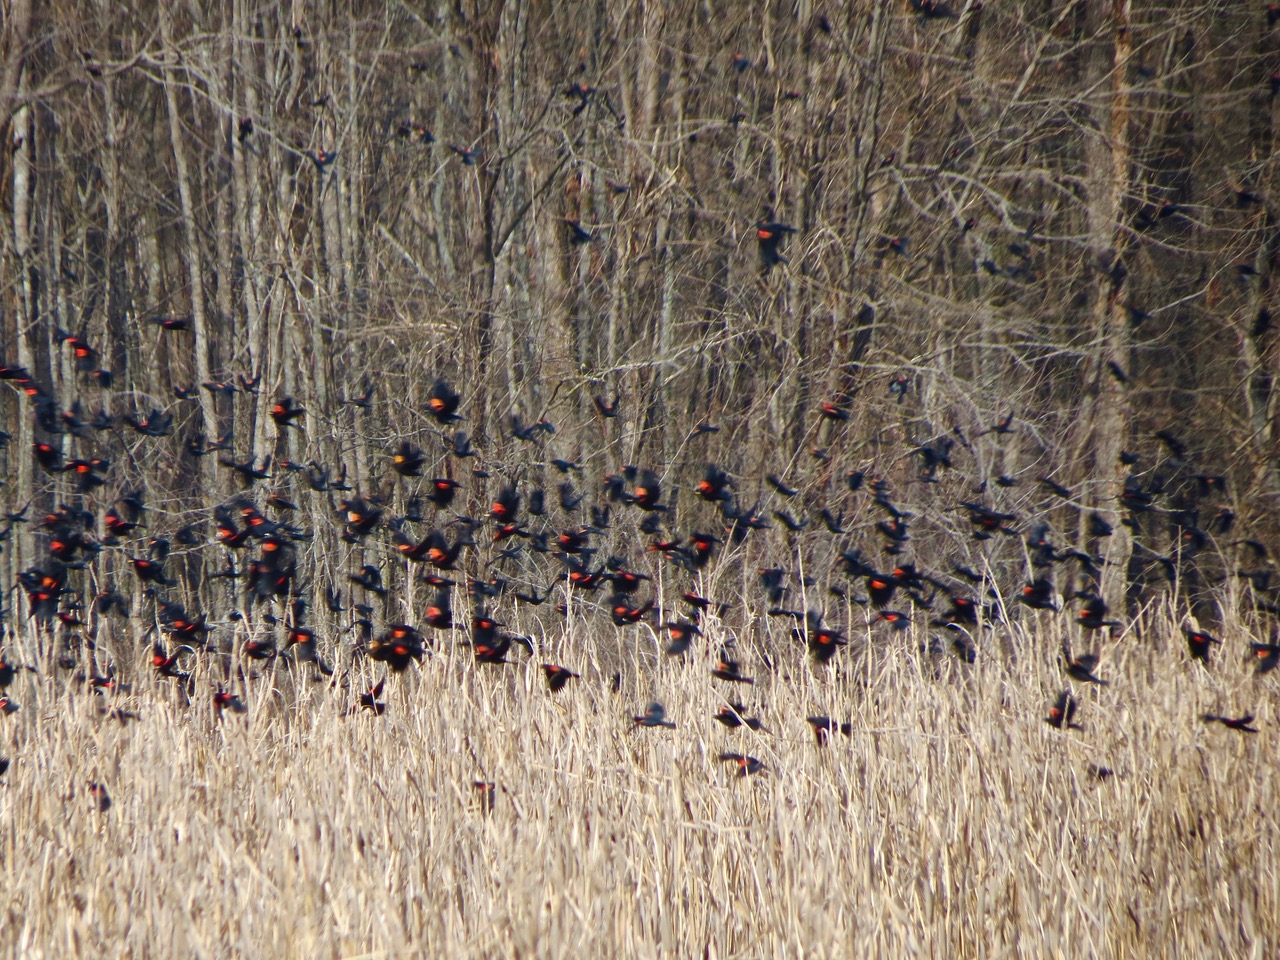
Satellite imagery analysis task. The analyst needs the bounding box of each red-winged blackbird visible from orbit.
[606,568,650,595]
[556,527,590,553]
[213,688,246,714]
[628,470,664,511]
[426,379,462,424]
[243,636,276,660]
[819,506,849,537]
[151,643,190,680]
[510,413,554,442]
[161,606,212,645]
[1061,646,1108,685]
[88,589,126,622]
[349,564,388,596]
[1039,477,1071,499]
[697,464,733,502]
[449,144,482,165]
[561,554,607,590]
[888,375,910,403]
[34,442,64,473]
[473,630,515,664]
[689,533,719,569]
[1019,579,1058,611]
[819,401,850,421]
[64,459,110,493]
[718,752,765,776]
[1185,629,1221,664]
[1045,691,1081,730]
[368,625,425,672]
[1078,597,1121,631]
[0,654,29,689]
[1251,642,1279,675]
[756,221,796,270]
[100,706,140,725]
[101,506,139,538]
[609,595,653,626]
[150,315,191,331]
[338,497,382,539]
[421,590,453,629]
[665,620,700,655]
[448,431,475,458]
[593,394,620,418]
[307,148,337,172]
[564,82,595,114]
[129,557,175,586]
[884,235,909,257]
[397,122,434,144]
[877,610,911,631]
[1087,513,1114,538]
[866,573,897,607]
[472,780,496,813]
[1201,713,1258,733]
[808,621,847,662]
[57,330,99,370]
[633,702,675,728]
[221,455,272,486]
[961,502,1016,538]
[564,219,592,244]
[425,478,461,508]
[759,568,787,605]
[344,382,375,409]
[542,664,579,692]
[422,529,469,570]
[807,716,852,745]
[390,441,426,476]
[490,485,520,522]
[269,396,305,429]
[714,703,765,731]
[712,651,754,685]
[766,474,798,497]
[87,782,112,812]
[935,594,978,627]
[354,679,386,715]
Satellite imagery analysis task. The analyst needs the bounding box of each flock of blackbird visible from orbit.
[4,1,1280,798]
[0,275,1275,794]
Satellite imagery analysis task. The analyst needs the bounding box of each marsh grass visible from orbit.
[0,609,1274,959]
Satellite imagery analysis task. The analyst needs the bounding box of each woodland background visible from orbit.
[3,0,1280,623]
[1,1,1279,608]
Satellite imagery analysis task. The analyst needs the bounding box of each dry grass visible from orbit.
[0,615,1275,959]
